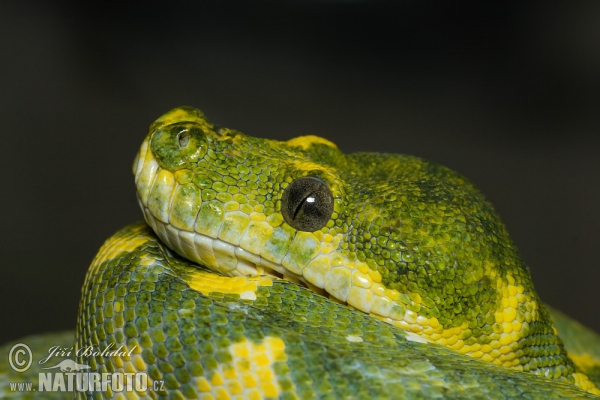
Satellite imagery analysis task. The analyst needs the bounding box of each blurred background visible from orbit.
[1,1,598,343]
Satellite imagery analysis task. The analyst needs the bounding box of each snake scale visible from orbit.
[2,106,600,399]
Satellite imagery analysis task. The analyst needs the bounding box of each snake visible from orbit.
[2,106,600,399]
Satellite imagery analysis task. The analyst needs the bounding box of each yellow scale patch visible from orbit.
[570,353,600,371]
[87,228,149,280]
[195,337,296,400]
[378,274,537,368]
[104,341,154,399]
[308,250,543,370]
[96,236,148,264]
[567,355,600,395]
[152,107,203,128]
[573,373,600,395]
[286,135,337,150]
[184,270,273,300]
[134,136,164,207]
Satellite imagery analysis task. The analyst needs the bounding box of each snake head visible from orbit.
[132,106,591,390]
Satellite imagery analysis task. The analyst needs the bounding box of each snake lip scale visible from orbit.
[140,199,329,298]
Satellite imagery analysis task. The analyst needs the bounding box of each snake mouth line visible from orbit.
[140,204,329,298]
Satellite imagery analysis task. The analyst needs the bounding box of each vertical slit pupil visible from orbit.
[282,177,334,232]
[293,191,315,220]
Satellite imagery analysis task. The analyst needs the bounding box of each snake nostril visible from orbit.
[178,131,190,148]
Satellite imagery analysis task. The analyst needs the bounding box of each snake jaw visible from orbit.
[139,197,329,297]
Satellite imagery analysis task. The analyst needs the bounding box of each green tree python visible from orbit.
[2,106,600,399]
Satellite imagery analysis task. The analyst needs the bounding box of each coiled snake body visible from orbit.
[2,107,600,399]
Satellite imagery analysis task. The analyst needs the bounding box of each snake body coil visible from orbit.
[3,106,599,399]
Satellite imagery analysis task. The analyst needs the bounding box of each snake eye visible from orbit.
[281,177,333,232]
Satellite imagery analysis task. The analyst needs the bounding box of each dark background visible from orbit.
[1,1,598,343]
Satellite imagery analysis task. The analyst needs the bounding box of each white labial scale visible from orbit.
[405,332,431,344]
[169,183,202,232]
[259,257,289,278]
[212,239,239,276]
[324,266,352,302]
[136,158,160,205]
[142,205,157,232]
[165,221,185,258]
[403,309,418,325]
[147,170,176,224]
[260,226,295,265]
[177,229,199,264]
[281,231,320,276]
[192,231,219,270]
[144,209,186,263]
[218,211,251,246]
[347,286,374,313]
[370,295,393,318]
[145,204,321,286]
[133,138,149,179]
[239,220,273,255]
[194,201,224,238]
[132,150,141,178]
[149,212,175,251]
[148,213,234,278]
[302,255,331,290]
[234,247,261,276]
